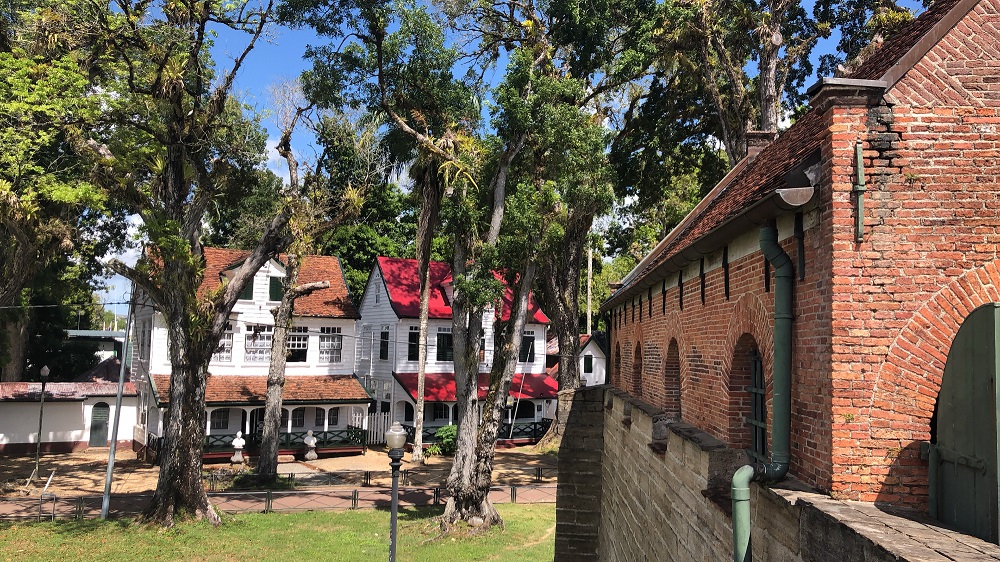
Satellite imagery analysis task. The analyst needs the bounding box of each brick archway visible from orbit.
[723,294,773,447]
[855,263,1000,502]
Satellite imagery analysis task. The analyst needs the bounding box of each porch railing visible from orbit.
[203,426,365,453]
[400,419,551,444]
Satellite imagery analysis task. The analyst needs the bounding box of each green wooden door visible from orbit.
[90,402,110,447]
[931,304,1000,543]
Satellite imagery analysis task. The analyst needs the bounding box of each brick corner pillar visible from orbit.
[555,385,607,561]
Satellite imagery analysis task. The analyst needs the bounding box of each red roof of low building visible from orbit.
[392,372,558,402]
[376,256,549,323]
[150,374,372,406]
[199,247,358,318]
[0,382,136,402]
[546,334,592,356]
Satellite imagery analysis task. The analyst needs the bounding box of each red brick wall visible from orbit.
[827,0,1000,505]
[608,0,1000,504]
[609,228,835,492]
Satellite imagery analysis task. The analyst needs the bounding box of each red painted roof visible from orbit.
[0,382,136,402]
[393,372,558,402]
[377,256,549,323]
[199,247,358,318]
[151,374,371,406]
[546,334,591,356]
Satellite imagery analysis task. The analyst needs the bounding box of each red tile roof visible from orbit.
[605,0,973,308]
[848,0,967,82]
[377,256,549,323]
[199,247,358,318]
[0,382,136,402]
[392,372,558,402]
[150,374,372,406]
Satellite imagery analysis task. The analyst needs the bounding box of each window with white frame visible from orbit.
[245,324,273,362]
[210,409,229,430]
[408,326,420,361]
[288,326,309,363]
[379,327,389,360]
[319,326,343,363]
[291,407,305,428]
[328,408,340,427]
[431,403,448,421]
[212,323,233,363]
[583,354,593,374]
[519,330,536,363]
[314,408,325,427]
[436,327,454,362]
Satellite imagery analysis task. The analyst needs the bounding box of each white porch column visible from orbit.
[205,407,213,436]
[321,407,329,432]
[285,408,292,433]
[243,408,251,435]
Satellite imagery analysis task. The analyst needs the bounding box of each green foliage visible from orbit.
[426,424,459,456]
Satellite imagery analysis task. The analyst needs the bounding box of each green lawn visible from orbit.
[0,504,555,562]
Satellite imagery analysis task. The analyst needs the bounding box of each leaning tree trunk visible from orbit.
[258,287,295,479]
[443,256,537,529]
[259,254,328,478]
[412,161,442,464]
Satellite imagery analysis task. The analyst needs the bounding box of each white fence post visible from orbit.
[364,412,391,445]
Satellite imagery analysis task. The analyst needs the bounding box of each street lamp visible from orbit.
[385,421,408,562]
[33,365,50,482]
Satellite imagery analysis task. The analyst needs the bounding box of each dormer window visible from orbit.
[269,277,284,302]
[238,278,255,301]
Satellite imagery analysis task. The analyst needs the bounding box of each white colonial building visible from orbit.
[131,248,372,460]
[355,256,557,444]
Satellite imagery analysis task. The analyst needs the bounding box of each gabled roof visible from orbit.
[0,382,136,402]
[199,247,358,319]
[150,374,372,406]
[392,371,558,402]
[376,256,550,324]
[603,0,975,310]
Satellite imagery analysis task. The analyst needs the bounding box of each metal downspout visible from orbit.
[757,220,794,482]
[731,220,796,561]
[731,464,754,562]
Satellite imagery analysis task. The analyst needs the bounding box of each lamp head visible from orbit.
[40,365,50,381]
[385,421,407,450]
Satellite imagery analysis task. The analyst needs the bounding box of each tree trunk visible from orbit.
[143,295,219,526]
[412,160,442,464]
[259,254,329,477]
[442,252,537,529]
[442,231,484,526]
[258,272,296,479]
[0,318,28,381]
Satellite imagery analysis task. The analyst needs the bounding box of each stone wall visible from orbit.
[556,386,1000,561]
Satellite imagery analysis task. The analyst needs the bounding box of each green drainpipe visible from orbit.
[731,464,754,562]
[731,220,796,562]
[756,220,793,482]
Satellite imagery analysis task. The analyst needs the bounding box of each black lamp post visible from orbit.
[384,421,408,562]
[33,365,50,482]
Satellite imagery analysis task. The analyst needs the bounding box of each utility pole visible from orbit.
[587,244,593,335]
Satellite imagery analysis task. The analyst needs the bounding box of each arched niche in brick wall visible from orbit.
[664,338,682,420]
[729,333,760,450]
[633,342,643,398]
[641,342,662,404]
[613,342,621,387]
[860,262,1000,505]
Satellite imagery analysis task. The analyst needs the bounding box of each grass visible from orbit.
[0,504,555,562]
